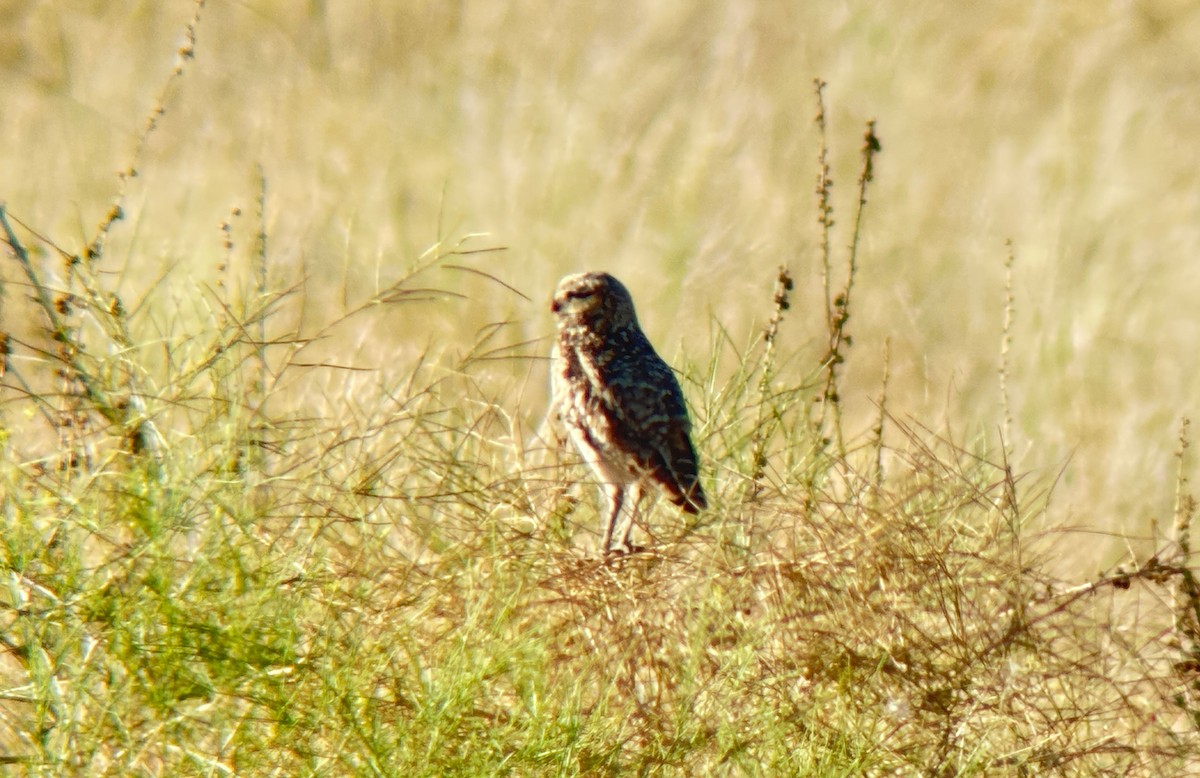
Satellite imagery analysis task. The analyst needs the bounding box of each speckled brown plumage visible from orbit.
[549,271,705,555]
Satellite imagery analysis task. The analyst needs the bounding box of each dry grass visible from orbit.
[3,2,1200,774]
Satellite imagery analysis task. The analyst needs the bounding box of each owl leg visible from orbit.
[600,483,625,555]
[612,482,645,555]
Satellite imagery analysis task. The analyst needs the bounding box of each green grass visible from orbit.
[3,2,1200,775]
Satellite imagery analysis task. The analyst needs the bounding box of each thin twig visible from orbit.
[999,240,1016,456]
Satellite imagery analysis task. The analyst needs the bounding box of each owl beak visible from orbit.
[551,299,562,314]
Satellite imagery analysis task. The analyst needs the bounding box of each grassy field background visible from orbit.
[7,0,1200,554]
[3,0,1200,774]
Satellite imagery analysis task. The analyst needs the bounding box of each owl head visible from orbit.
[551,272,640,333]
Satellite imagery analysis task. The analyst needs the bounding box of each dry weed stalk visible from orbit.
[748,264,794,489]
[0,2,208,470]
[872,336,891,494]
[1171,417,1200,726]
[812,79,881,458]
[999,239,1016,455]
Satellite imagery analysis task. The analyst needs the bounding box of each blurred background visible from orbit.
[3,0,1199,572]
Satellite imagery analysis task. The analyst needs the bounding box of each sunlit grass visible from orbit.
[3,1,1200,774]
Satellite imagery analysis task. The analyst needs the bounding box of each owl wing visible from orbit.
[606,352,707,512]
[645,413,706,513]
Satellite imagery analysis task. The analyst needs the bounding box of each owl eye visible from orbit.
[566,289,595,301]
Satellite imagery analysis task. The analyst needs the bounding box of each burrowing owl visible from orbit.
[549,271,706,555]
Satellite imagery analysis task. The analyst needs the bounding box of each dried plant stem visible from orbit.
[0,3,207,465]
[3,218,163,463]
[245,167,272,492]
[813,79,835,343]
[749,265,794,487]
[2,208,112,425]
[817,118,881,457]
[999,240,1016,455]
[86,0,207,264]
[872,336,890,494]
[253,166,270,409]
[811,80,835,450]
[1172,419,1200,678]
[996,241,1022,595]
